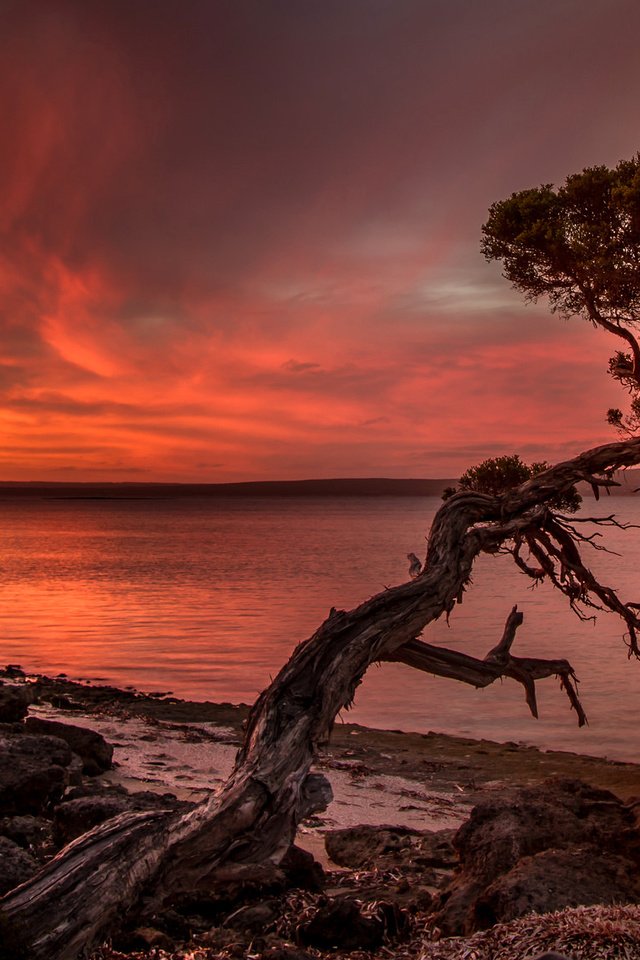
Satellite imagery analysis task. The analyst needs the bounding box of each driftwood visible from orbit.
[3,437,640,959]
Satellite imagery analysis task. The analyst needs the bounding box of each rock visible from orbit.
[24,717,113,775]
[0,835,38,895]
[297,898,385,951]
[280,844,325,891]
[476,844,640,928]
[224,900,279,932]
[127,927,175,951]
[54,789,187,845]
[48,694,82,711]
[2,665,26,679]
[111,924,176,953]
[325,823,457,870]
[434,779,640,935]
[0,685,30,722]
[53,795,130,845]
[0,815,51,852]
[0,733,72,815]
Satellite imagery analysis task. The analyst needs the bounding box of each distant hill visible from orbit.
[1,471,637,500]
[0,478,456,500]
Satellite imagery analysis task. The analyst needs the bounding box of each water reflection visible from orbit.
[1,496,639,760]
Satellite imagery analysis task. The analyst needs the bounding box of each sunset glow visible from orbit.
[3,1,640,482]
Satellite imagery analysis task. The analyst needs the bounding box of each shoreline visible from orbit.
[20,669,640,806]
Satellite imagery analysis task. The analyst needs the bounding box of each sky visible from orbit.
[2,0,640,483]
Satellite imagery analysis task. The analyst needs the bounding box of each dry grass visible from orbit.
[420,904,640,960]
[91,903,640,960]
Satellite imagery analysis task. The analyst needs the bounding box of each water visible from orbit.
[1,495,640,761]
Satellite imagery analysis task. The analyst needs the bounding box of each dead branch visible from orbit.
[387,605,586,725]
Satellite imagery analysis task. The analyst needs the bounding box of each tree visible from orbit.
[4,160,640,959]
[444,453,582,512]
[481,155,640,431]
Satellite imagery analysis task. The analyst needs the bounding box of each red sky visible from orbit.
[2,0,640,482]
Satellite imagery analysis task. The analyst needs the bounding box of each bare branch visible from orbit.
[386,606,587,726]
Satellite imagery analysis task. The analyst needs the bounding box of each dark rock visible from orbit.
[111,924,176,953]
[0,835,38,895]
[67,752,84,787]
[224,900,279,932]
[458,779,636,882]
[0,815,51,852]
[54,788,186,844]
[0,685,30,722]
[0,733,72,815]
[280,844,325,891]
[127,789,186,812]
[170,864,286,928]
[62,780,128,802]
[434,779,640,935]
[476,844,640,928]
[24,717,113,775]
[3,665,26,679]
[146,908,191,941]
[297,898,384,951]
[127,927,175,951]
[48,695,82,710]
[0,722,26,735]
[53,795,130,845]
[325,823,457,870]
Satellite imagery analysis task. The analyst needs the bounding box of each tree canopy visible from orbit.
[481,155,640,431]
[444,453,582,512]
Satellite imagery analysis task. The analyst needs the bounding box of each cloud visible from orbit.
[281,360,322,374]
[2,0,640,479]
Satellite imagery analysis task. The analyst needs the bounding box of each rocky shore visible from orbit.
[3,667,640,959]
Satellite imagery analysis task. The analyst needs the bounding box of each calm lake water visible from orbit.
[2,495,640,761]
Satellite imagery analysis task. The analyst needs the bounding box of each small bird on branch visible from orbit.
[407,552,422,578]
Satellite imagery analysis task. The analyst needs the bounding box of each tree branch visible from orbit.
[386,606,587,726]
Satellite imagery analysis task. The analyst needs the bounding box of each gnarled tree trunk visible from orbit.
[3,437,640,959]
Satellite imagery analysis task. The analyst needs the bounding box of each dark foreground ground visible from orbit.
[3,669,640,960]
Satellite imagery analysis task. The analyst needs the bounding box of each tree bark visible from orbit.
[3,437,640,959]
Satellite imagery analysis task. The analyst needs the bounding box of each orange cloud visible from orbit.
[2,2,640,481]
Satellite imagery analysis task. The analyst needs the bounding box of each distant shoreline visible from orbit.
[0,478,455,499]
[0,472,637,499]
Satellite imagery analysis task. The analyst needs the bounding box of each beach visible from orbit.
[5,669,640,959]
[25,670,640,814]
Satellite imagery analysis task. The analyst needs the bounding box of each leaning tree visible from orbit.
[3,156,640,960]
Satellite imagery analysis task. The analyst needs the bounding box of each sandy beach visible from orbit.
[25,672,640,867]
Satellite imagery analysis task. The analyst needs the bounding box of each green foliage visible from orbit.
[445,454,581,512]
[482,155,640,434]
[481,156,640,320]
[458,454,532,496]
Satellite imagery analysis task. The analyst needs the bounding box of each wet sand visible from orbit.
[27,672,640,854]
